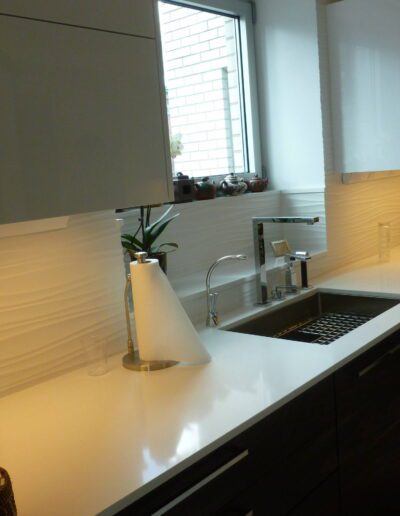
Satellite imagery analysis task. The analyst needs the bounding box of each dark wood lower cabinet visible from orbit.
[218,472,281,516]
[282,427,337,513]
[288,473,340,516]
[335,332,400,516]
[340,421,400,515]
[280,377,338,513]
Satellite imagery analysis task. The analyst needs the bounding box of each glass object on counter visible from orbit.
[378,222,391,263]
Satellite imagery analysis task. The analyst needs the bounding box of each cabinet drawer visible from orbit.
[282,429,337,513]
[0,0,155,37]
[218,472,281,516]
[281,377,337,513]
[335,333,400,462]
[281,377,336,454]
[340,419,400,515]
[121,444,251,515]
[288,473,340,516]
[232,411,281,479]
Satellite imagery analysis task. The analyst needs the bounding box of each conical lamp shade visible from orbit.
[130,259,211,365]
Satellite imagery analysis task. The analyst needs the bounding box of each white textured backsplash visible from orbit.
[7,177,400,397]
[309,175,400,279]
[0,211,126,397]
[282,190,327,253]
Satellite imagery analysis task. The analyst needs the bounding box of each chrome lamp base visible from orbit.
[122,350,178,372]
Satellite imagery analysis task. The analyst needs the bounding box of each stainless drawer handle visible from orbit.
[152,449,249,515]
[358,342,400,377]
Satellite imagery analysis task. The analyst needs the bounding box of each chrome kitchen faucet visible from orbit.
[206,255,247,327]
[252,216,319,304]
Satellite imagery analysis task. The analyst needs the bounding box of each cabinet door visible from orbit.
[339,420,400,515]
[0,15,172,224]
[288,473,340,516]
[326,0,400,174]
[281,377,337,513]
[0,0,155,37]
[335,333,400,514]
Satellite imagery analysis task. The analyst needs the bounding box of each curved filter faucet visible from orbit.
[206,254,247,327]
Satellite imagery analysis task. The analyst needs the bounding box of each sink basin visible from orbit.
[227,292,399,345]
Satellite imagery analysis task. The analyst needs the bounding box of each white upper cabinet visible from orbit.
[0,0,155,37]
[0,2,172,224]
[326,0,400,175]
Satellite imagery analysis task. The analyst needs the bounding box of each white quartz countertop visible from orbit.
[3,250,400,516]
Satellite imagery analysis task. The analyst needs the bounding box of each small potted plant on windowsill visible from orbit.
[121,205,179,274]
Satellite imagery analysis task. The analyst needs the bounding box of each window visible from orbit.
[158,0,261,179]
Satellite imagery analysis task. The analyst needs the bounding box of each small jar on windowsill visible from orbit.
[194,177,217,200]
[246,174,268,193]
[173,173,195,203]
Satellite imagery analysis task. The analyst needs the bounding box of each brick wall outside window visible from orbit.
[159,2,246,177]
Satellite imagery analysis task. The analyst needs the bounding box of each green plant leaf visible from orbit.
[146,205,176,235]
[152,242,178,253]
[145,213,180,247]
[121,206,179,253]
[121,233,144,250]
[121,241,142,253]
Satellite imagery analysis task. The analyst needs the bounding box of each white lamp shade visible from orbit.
[130,259,211,365]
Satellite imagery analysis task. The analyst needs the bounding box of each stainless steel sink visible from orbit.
[227,292,399,345]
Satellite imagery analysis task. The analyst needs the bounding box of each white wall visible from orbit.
[255,0,325,190]
[310,174,400,279]
[0,211,126,397]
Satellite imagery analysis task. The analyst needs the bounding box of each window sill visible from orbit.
[116,189,277,214]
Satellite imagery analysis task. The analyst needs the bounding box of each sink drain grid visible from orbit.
[276,312,374,344]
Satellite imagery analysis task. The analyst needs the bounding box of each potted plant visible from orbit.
[121,205,179,273]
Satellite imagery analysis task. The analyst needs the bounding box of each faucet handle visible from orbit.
[285,250,310,262]
[209,291,218,313]
[284,251,311,288]
[207,292,219,326]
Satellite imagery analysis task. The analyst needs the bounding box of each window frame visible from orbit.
[159,0,262,182]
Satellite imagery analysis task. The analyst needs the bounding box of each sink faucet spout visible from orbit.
[206,254,247,327]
